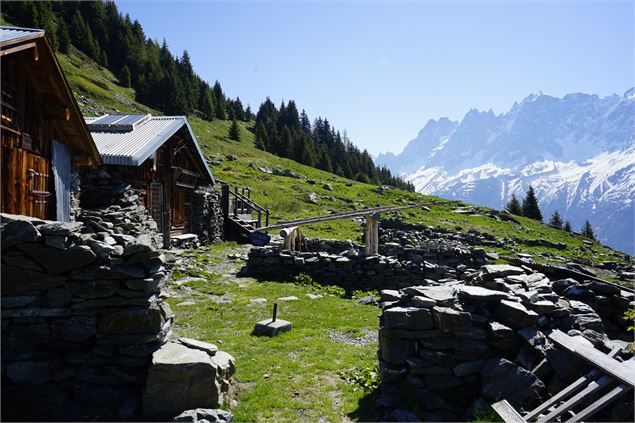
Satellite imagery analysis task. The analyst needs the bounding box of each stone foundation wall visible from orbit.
[377,264,634,422]
[247,239,487,291]
[1,217,172,421]
[192,188,224,243]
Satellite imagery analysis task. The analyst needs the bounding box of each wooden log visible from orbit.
[492,400,526,423]
[280,226,299,238]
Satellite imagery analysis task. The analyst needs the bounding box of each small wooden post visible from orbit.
[272,303,278,322]
[365,213,379,255]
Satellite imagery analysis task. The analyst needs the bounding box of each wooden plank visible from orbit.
[255,203,434,232]
[549,330,635,387]
[565,383,632,423]
[536,375,615,423]
[492,400,526,423]
[524,347,622,421]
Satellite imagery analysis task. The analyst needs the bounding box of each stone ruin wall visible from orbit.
[1,167,232,421]
[192,187,224,243]
[247,235,488,291]
[377,265,634,422]
[1,217,172,421]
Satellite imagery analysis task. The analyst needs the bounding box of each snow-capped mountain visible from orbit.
[377,90,635,254]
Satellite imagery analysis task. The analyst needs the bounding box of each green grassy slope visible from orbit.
[58,49,630,269]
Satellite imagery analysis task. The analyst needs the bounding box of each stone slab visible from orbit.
[253,319,292,337]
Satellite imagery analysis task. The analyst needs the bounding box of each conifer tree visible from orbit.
[121,65,132,88]
[564,221,572,232]
[228,119,241,141]
[244,105,252,122]
[213,81,226,120]
[505,194,523,215]
[581,221,595,240]
[522,186,543,221]
[254,121,268,151]
[548,211,563,229]
[198,85,215,121]
[57,20,71,53]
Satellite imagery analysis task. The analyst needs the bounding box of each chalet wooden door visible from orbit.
[171,187,192,234]
[1,143,52,219]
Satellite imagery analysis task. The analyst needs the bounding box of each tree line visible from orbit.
[3,1,252,121]
[505,186,595,240]
[253,99,415,190]
[3,1,413,191]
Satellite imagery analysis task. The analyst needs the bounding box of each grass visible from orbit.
[168,243,382,422]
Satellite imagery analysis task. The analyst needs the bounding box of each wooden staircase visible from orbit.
[221,184,269,243]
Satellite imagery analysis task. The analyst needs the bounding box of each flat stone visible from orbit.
[380,289,402,302]
[495,300,539,328]
[424,374,463,392]
[2,308,71,318]
[1,295,37,308]
[380,337,416,364]
[277,296,299,302]
[98,302,164,334]
[50,316,97,341]
[2,255,44,271]
[458,285,509,303]
[253,319,292,337]
[6,360,51,384]
[415,286,455,304]
[37,221,83,236]
[250,298,268,304]
[530,300,557,314]
[453,359,486,377]
[481,264,525,279]
[383,307,434,330]
[432,306,472,331]
[179,338,218,356]
[67,279,120,299]
[489,321,514,338]
[306,294,323,299]
[411,296,437,308]
[518,326,553,356]
[123,234,155,256]
[1,220,41,250]
[17,244,96,274]
[173,408,233,423]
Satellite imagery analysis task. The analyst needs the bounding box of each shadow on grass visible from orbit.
[347,388,383,422]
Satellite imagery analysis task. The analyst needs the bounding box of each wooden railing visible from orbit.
[221,184,270,228]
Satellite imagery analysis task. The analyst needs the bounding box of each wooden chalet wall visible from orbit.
[1,51,57,219]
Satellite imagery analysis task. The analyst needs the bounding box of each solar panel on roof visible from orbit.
[87,114,151,132]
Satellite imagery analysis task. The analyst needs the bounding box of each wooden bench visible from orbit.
[492,329,635,423]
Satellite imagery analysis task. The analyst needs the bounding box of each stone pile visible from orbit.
[1,216,235,421]
[377,264,634,422]
[192,188,224,243]
[247,237,488,291]
[79,167,163,248]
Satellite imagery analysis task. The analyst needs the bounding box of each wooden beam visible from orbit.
[492,400,526,423]
[565,383,632,423]
[255,203,434,232]
[0,42,37,57]
[549,330,635,387]
[42,106,70,120]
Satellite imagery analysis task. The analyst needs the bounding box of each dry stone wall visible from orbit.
[247,238,487,291]
[192,188,224,243]
[377,264,634,422]
[1,216,172,421]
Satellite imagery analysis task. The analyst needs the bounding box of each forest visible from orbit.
[2,0,413,190]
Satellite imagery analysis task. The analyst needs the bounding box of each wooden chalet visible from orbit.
[85,114,215,243]
[1,26,101,220]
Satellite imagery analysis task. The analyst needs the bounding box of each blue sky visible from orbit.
[116,0,634,156]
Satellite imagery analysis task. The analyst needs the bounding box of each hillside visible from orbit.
[58,48,631,278]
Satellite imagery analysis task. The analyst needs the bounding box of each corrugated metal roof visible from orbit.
[0,26,44,45]
[86,115,214,183]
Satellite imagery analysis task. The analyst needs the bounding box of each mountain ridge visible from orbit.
[377,90,635,253]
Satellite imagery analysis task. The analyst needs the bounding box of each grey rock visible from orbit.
[67,279,120,299]
[173,409,233,423]
[424,374,464,392]
[1,220,41,250]
[380,336,415,364]
[98,301,164,334]
[123,234,155,256]
[453,359,486,376]
[495,300,539,328]
[37,221,83,236]
[308,193,318,204]
[380,289,402,302]
[46,288,72,307]
[17,243,96,274]
[481,358,545,408]
[432,306,472,331]
[383,306,434,330]
[1,295,37,308]
[415,286,455,304]
[323,183,334,191]
[518,326,553,356]
[6,360,51,384]
[411,296,437,308]
[143,342,224,420]
[50,316,97,341]
[458,285,509,303]
[481,264,525,279]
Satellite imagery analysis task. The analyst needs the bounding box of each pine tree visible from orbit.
[57,20,71,53]
[522,186,543,221]
[505,194,522,215]
[244,105,252,122]
[548,211,563,229]
[254,121,268,151]
[121,65,132,88]
[564,221,572,232]
[213,81,226,120]
[228,119,241,141]
[581,221,595,240]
